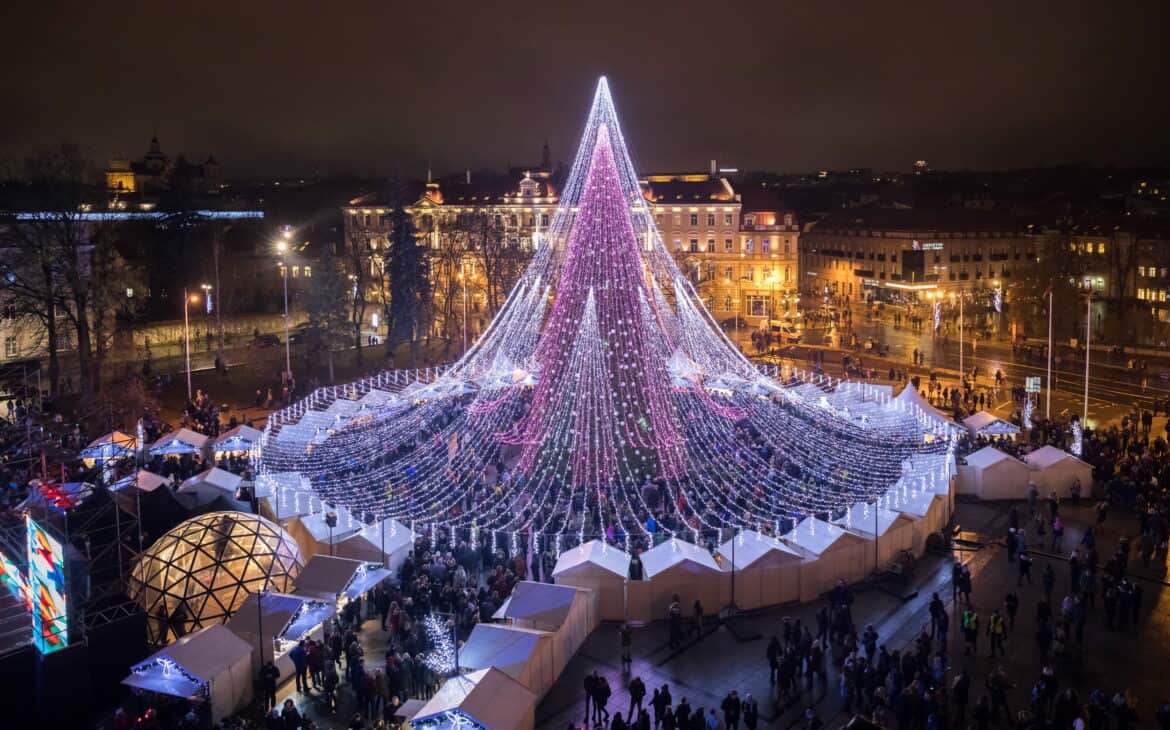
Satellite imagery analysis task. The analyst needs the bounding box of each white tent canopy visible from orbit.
[177,468,243,504]
[81,430,137,464]
[458,624,557,699]
[958,446,1032,500]
[492,581,599,678]
[151,428,211,457]
[292,554,389,602]
[212,425,263,454]
[716,530,802,609]
[286,507,365,558]
[413,668,536,730]
[891,489,948,551]
[122,624,254,722]
[552,540,630,621]
[226,592,336,678]
[832,503,917,568]
[1023,445,1093,498]
[963,411,1021,437]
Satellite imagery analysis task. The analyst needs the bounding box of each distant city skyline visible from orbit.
[2,2,1168,178]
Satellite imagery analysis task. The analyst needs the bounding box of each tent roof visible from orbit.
[292,554,363,600]
[125,624,252,691]
[116,470,173,492]
[1023,444,1088,469]
[151,427,211,453]
[227,592,335,645]
[458,623,550,675]
[963,411,1021,434]
[551,539,630,578]
[82,430,137,455]
[294,508,364,543]
[491,581,579,628]
[892,489,940,518]
[895,384,961,431]
[350,517,415,555]
[212,425,263,449]
[413,668,536,730]
[716,529,801,569]
[964,445,1019,468]
[832,503,911,539]
[785,517,865,557]
[641,538,721,578]
[178,467,242,494]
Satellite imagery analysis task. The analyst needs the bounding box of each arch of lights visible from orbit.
[255,78,957,555]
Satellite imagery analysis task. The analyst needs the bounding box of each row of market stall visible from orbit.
[81,424,264,467]
[957,444,1093,500]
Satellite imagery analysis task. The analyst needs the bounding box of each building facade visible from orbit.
[799,209,1033,303]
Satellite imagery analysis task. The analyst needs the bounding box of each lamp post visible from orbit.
[1084,292,1093,425]
[200,284,213,351]
[949,291,964,380]
[277,236,292,382]
[325,510,338,557]
[183,288,199,400]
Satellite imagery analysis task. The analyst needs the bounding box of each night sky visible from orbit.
[2,1,1167,178]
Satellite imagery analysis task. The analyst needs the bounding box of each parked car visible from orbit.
[249,333,281,348]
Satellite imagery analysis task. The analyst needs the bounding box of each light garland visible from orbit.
[253,77,950,556]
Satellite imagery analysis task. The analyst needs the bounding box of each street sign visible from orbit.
[1025,376,1041,393]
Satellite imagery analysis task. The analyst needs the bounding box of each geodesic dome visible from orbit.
[129,511,303,645]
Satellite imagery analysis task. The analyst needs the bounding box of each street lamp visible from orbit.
[200,284,213,351]
[183,289,200,400]
[325,510,338,557]
[276,239,292,382]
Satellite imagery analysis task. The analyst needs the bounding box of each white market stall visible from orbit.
[292,554,392,607]
[715,530,802,610]
[894,383,964,440]
[114,470,174,493]
[411,668,536,730]
[784,517,872,602]
[226,591,336,679]
[121,624,254,723]
[492,580,598,678]
[177,467,243,505]
[81,430,137,467]
[958,446,1031,500]
[1023,445,1093,498]
[332,517,416,569]
[151,428,211,459]
[552,540,630,621]
[831,502,917,571]
[633,538,723,623]
[286,507,365,559]
[891,489,948,551]
[212,425,263,458]
[962,411,1022,439]
[457,623,557,699]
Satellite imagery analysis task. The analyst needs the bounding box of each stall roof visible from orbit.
[895,384,962,432]
[151,428,211,455]
[1023,444,1087,469]
[350,517,415,555]
[81,430,137,458]
[122,624,252,697]
[892,489,940,519]
[963,411,1021,435]
[964,446,1017,469]
[295,508,363,543]
[115,470,173,492]
[413,668,536,730]
[551,539,630,578]
[716,530,801,570]
[178,468,242,496]
[212,425,263,451]
[292,554,364,600]
[459,623,550,675]
[641,538,722,578]
[785,517,864,557]
[226,592,335,646]
[492,581,578,628]
[832,503,909,539]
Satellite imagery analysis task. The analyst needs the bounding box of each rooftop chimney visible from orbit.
[710,159,717,176]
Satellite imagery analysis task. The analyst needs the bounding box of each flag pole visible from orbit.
[1046,287,1053,419]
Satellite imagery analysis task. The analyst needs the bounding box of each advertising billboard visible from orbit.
[27,517,68,654]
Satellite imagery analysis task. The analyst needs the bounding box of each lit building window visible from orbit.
[724,266,733,279]
[707,214,716,226]
[723,295,732,311]
[689,238,699,253]
[1097,242,1106,254]
[1139,266,1147,277]
[689,213,699,226]
[292,266,300,278]
[303,266,312,278]
[706,238,715,253]
[724,238,733,252]
[4,336,16,358]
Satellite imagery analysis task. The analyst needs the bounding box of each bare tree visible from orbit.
[460,212,526,317]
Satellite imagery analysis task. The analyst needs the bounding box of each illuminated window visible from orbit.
[4,336,16,357]
[724,238,733,252]
[1138,288,1146,300]
[761,239,771,255]
[1162,268,1168,278]
[744,238,754,254]
[689,238,699,253]
[292,266,300,278]
[745,267,755,281]
[1094,277,1104,290]
[673,238,682,252]
[706,238,716,253]
[724,266,733,279]
[707,213,716,226]
[1097,242,1105,254]
[689,213,699,226]
[303,266,312,278]
[723,213,733,226]
[1139,266,1147,277]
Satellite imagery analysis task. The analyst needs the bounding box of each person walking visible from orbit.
[951,669,970,729]
[629,676,647,720]
[721,690,741,730]
[584,670,598,724]
[259,660,279,710]
[620,624,633,671]
[741,694,758,730]
[961,607,980,656]
[987,609,1007,657]
[1004,591,1020,631]
[1018,551,1034,585]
